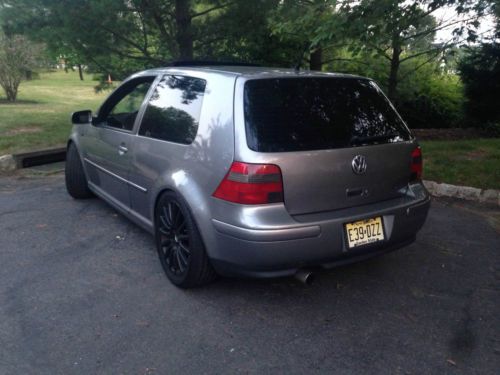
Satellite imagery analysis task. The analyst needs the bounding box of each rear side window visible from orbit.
[244,78,411,152]
[139,75,206,144]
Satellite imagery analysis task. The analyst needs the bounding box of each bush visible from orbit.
[396,69,465,129]
[0,33,42,101]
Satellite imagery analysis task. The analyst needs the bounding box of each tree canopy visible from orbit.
[0,0,496,128]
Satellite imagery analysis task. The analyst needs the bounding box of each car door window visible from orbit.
[138,75,206,144]
[98,78,154,131]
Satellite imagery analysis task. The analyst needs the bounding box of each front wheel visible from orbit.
[65,142,94,199]
[155,191,217,288]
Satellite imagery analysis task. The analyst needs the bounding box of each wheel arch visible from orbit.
[151,182,216,258]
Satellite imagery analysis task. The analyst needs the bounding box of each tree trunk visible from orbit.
[78,64,84,81]
[309,47,323,71]
[387,36,402,100]
[5,82,19,101]
[175,0,193,60]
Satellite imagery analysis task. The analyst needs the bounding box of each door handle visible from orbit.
[118,144,128,155]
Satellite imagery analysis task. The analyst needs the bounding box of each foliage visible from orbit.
[270,0,345,69]
[0,0,292,78]
[396,60,465,128]
[344,0,488,99]
[192,0,296,66]
[0,0,496,131]
[0,33,42,101]
[323,49,466,128]
[458,0,500,129]
[272,0,489,99]
[458,43,500,127]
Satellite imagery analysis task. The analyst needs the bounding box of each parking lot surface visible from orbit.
[1,173,499,374]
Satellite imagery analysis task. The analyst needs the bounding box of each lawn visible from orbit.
[0,70,108,155]
[421,138,500,190]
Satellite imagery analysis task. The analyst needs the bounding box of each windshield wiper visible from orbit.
[350,133,398,146]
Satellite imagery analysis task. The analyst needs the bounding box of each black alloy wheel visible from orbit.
[155,192,216,288]
[158,200,191,276]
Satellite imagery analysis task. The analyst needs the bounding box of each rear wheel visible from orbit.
[155,191,216,288]
[65,143,94,199]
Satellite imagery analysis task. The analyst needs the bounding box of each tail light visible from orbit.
[410,146,423,181]
[213,162,284,204]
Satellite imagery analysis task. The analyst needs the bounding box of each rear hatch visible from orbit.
[243,77,415,215]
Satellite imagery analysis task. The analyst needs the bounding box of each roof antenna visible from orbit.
[294,42,310,73]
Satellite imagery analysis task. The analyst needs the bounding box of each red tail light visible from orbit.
[410,146,423,181]
[213,162,284,204]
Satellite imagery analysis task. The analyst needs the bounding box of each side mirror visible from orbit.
[71,110,92,124]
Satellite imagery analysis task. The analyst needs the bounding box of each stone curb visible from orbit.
[0,146,66,172]
[0,154,16,172]
[423,180,499,206]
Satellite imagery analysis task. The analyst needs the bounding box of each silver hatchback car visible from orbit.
[66,65,430,288]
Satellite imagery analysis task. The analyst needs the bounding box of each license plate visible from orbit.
[345,217,384,248]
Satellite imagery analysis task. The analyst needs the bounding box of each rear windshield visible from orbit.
[244,78,412,152]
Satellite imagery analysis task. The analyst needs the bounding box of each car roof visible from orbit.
[134,65,367,80]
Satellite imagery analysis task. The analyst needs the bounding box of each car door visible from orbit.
[128,74,207,223]
[83,76,155,210]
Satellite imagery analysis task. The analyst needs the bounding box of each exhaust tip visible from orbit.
[295,269,315,285]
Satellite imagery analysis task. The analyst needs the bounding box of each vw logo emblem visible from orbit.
[351,155,367,175]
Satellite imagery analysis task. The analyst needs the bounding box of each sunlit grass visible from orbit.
[0,70,109,154]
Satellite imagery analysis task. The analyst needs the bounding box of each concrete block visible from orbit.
[0,154,16,172]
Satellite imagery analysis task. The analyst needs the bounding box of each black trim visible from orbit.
[167,60,260,67]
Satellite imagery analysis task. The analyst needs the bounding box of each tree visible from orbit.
[0,0,288,78]
[271,0,346,70]
[458,0,500,127]
[194,0,296,67]
[345,0,488,99]
[272,0,489,99]
[0,33,41,101]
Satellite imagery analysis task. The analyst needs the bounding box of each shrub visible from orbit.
[0,34,42,101]
[396,68,465,129]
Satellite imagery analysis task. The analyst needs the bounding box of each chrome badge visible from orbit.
[351,155,367,175]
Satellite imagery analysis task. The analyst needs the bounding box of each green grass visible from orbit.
[421,138,500,190]
[0,70,108,155]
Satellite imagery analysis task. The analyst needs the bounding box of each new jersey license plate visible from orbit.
[345,217,384,248]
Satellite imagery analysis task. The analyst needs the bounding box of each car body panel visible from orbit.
[126,70,237,247]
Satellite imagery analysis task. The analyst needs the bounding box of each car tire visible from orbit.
[65,142,94,199]
[155,191,217,288]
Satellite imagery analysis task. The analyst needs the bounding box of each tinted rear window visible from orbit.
[244,78,411,152]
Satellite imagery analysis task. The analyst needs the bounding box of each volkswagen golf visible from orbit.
[65,64,430,288]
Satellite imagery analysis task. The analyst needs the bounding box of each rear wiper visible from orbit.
[350,133,398,146]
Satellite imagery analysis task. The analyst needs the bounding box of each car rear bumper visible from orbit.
[209,194,430,278]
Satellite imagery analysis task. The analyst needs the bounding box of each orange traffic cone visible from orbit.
[106,74,112,84]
